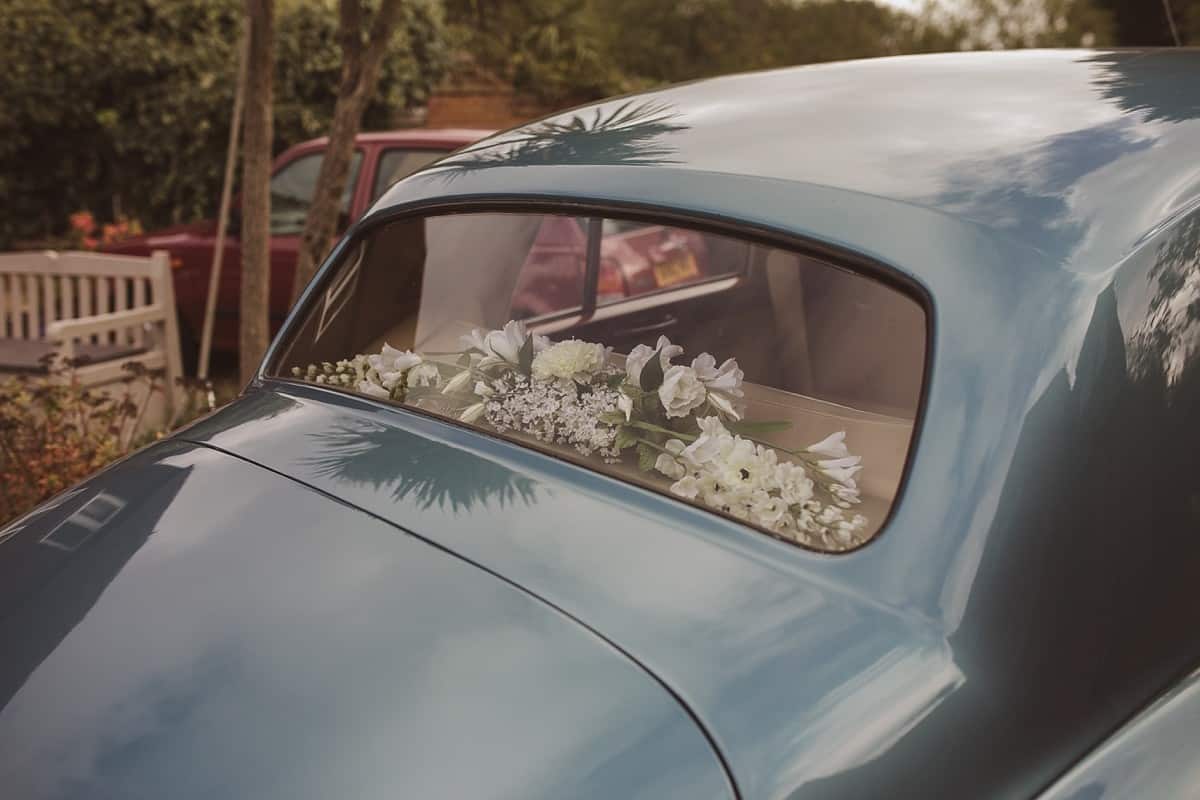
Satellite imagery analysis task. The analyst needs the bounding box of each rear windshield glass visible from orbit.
[272,212,926,552]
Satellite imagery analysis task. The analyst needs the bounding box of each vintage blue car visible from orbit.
[2,48,1199,798]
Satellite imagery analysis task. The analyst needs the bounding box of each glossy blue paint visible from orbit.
[1037,670,1200,799]
[0,443,732,799]
[261,48,1200,797]
[4,50,1200,798]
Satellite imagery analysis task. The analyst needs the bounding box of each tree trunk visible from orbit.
[289,0,406,305]
[239,0,274,385]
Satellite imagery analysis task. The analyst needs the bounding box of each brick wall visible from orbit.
[426,90,550,130]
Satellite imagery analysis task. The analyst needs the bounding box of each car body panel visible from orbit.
[0,442,733,800]
[1036,669,1200,800]
[259,48,1200,797]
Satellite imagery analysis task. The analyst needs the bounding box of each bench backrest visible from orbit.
[0,250,171,346]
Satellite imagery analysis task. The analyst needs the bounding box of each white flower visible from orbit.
[714,436,769,489]
[775,461,815,505]
[406,362,441,388]
[462,320,548,367]
[670,475,702,500]
[460,327,490,354]
[807,431,850,458]
[654,453,687,480]
[617,391,634,421]
[706,391,742,420]
[484,321,531,364]
[442,370,473,394]
[624,335,683,386]
[752,494,789,526]
[821,464,863,484]
[356,379,390,399]
[459,402,486,424]
[658,365,707,418]
[682,416,730,463]
[531,339,609,383]
[818,455,861,471]
[368,343,422,390]
[691,353,745,419]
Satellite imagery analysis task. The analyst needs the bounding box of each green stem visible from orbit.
[627,420,697,441]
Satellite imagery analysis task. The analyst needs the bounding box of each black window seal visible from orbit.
[582,217,602,316]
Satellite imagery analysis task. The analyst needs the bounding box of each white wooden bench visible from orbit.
[0,250,183,417]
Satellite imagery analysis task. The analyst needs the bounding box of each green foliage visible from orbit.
[0,0,449,249]
[444,0,963,106]
[443,0,626,104]
[635,441,657,472]
[951,0,1114,48]
[593,0,957,88]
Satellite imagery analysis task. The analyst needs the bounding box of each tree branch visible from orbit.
[289,0,407,305]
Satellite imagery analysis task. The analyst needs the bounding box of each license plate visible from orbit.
[652,252,700,287]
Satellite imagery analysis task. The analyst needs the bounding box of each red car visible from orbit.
[106,129,492,370]
[107,128,722,372]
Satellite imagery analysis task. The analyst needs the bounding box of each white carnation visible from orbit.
[531,339,609,382]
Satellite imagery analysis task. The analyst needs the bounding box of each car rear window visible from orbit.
[272,212,926,552]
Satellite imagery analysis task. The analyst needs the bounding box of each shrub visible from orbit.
[0,359,179,524]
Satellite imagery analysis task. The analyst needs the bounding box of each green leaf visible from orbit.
[728,420,793,436]
[518,335,534,375]
[457,353,471,368]
[639,347,664,392]
[597,410,626,426]
[636,442,658,471]
[614,426,638,451]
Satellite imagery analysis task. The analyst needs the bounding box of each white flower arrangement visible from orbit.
[293,320,869,550]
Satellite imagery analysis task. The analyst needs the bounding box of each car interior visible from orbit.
[277,212,927,535]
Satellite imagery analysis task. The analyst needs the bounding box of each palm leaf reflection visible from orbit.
[1083,51,1200,124]
[303,420,537,513]
[429,99,687,177]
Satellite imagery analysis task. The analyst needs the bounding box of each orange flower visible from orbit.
[69,211,96,234]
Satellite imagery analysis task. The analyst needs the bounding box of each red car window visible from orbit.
[371,149,452,202]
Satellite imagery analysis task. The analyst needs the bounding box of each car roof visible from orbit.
[375,49,1200,278]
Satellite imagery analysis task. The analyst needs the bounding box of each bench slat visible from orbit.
[42,273,54,331]
[61,273,75,326]
[26,273,39,338]
[78,275,92,341]
[114,276,128,344]
[0,274,11,338]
